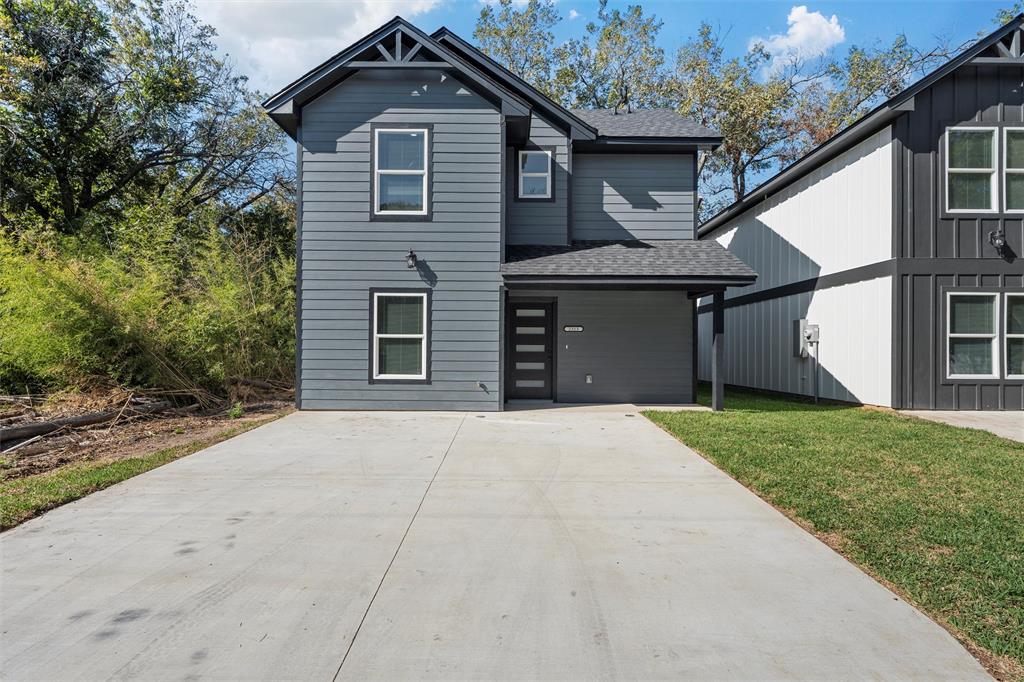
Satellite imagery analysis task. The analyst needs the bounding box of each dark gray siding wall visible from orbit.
[510,289,693,403]
[506,114,569,245]
[299,70,502,410]
[572,154,695,240]
[893,63,1024,410]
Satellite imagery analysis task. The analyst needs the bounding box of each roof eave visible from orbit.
[576,135,723,152]
[501,274,757,287]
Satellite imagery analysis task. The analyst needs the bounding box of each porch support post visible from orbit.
[711,291,725,412]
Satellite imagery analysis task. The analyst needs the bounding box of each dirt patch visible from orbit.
[1,389,293,482]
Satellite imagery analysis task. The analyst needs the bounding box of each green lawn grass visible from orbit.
[0,414,284,531]
[644,388,1024,679]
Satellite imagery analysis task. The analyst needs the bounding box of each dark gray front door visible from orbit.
[508,302,554,399]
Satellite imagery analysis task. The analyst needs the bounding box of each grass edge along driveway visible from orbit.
[0,413,287,531]
[645,389,1024,682]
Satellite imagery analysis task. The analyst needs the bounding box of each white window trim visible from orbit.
[945,126,997,214]
[372,292,428,380]
[1007,293,1024,379]
[946,291,1000,380]
[518,149,552,199]
[374,128,428,216]
[1004,128,1024,213]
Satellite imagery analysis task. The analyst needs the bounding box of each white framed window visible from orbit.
[518,149,552,199]
[1005,128,1024,212]
[946,292,999,379]
[374,128,428,215]
[946,127,997,213]
[372,292,428,380]
[1006,294,1024,379]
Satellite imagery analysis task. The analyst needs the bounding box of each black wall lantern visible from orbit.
[406,248,418,269]
[989,229,1007,252]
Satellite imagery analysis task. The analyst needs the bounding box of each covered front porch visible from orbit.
[500,240,756,410]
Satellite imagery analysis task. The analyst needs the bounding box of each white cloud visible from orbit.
[193,0,443,94]
[749,5,845,74]
[568,8,579,19]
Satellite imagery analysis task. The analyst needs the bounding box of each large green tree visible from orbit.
[786,36,953,158]
[673,23,797,217]
[473,0,560,99]
[0,0,290,238]
[553,0,666,110]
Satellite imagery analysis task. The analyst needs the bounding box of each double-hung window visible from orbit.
[1007,294,1024,379]
[1006,129,1024,211]
[374,128,428,216]
[372,292,428,381]
[947,293,999,379]
[518,149,552,199]
[946,128,996,212]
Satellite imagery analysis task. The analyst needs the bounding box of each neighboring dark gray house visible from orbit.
[263,17,755,411]
[698,17,1024,411]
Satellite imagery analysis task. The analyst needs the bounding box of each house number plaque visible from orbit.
[564,325,584,332]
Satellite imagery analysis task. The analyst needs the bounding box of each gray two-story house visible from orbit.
[263,17,755,411]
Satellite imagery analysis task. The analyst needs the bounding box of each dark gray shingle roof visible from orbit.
[501,240,756,281]
[569,108,719,139]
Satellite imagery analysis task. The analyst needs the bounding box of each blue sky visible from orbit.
[192,0,1011,95]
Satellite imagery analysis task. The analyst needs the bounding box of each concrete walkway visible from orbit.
[1,407,987,681]
[902,410,1023,443]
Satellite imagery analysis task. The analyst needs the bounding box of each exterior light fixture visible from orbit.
[406,249,418,269]
[988,229,1007,252]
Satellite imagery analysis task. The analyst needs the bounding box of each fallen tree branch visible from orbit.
[0,402,171,446]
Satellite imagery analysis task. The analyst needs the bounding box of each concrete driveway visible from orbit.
[1,406,987,681]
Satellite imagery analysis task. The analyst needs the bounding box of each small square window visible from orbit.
[518,149,552,199]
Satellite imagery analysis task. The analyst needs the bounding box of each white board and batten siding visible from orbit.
[299,70,502,410]
[698,127,895,406]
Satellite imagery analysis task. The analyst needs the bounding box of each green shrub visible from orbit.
[0,211,294,396]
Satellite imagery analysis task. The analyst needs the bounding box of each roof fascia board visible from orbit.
[431,28,599,140]
[698,14,1024,238]
[502,276,756,286]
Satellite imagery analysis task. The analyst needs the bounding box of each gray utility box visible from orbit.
[793,319,820,358]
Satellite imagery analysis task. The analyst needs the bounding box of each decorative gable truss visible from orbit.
[263,18,531,141]
[350,29,450,69]
[972,20,1024,64]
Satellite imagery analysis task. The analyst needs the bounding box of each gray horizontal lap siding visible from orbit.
[511,289,693,403]
[506,114,569,245]
[299,71,502,410]
[572,154,695,241]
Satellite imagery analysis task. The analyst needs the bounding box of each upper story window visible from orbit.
[946,128,996,213]
[374,128,428,216]
[518,149,552,199]
[1006,129,1024,212]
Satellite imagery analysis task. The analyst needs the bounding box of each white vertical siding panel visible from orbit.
[697,125,895,406]
[710,127,893,296]
[697,278,893,406]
